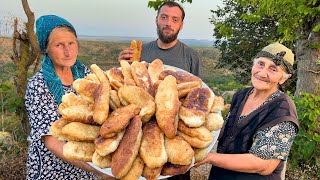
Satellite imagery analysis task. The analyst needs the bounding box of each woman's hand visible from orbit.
[118,47,134,61]
[193,152,215,168]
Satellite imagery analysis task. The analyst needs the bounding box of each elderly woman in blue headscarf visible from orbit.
[25,15,111,179]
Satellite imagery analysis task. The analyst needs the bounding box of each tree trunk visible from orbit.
[295,20,320,97]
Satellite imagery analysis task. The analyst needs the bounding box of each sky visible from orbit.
[0,0,224,41]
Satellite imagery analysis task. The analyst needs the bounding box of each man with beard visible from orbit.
[118,1,202,77]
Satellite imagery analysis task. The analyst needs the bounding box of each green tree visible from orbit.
[211,0,281,85]
[148,0,192,10]
[232,0,320,96]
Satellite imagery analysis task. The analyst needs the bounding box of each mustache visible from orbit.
[162,27,174,32]
[254,75,270,82]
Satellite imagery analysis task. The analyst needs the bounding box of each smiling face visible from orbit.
[251,57,288,92]
[46,27,78,69]
[156,5,184,43]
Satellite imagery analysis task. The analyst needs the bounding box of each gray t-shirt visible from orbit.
[141,40,202,77]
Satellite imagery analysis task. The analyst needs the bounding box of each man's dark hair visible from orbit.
[157,1,185,21]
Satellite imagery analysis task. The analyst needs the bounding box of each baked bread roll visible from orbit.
[85,73,100,83]
[58,103,68,114]
[100,104,140,138]
[155,75,180,138]
[193,147,209,163]
[140,120,167,169]
[130,40,142,62]
[63,141,95,162]
[205,113,224,131]
[131,61,155,96]
[93,82,110,125]
[106,67,124,90]
[118,86,155,123]
[111,116,143,179]
[177,121,214,148]
[92,151,112,169]
[161,157,195,176]
[121,155,144,180]
[120,60,136,86]
[142,166,162,180]
[148,58,164,84]
[177,81,202,98]
[60,105,95,125]
[95,131,125,156]
[109,90,122,111]
[165,136,194,165]
[179,88,214,127]
[72,79,100,103]
[210,96,225,113]
[61,122,100,142]
[49,118,70,141]
[61,92,89,107]
[90,64,108,83]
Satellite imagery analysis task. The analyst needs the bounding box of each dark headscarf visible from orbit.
[36,15,85,105]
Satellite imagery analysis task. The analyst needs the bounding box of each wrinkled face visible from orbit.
[46,27,78,69]
[251,57,288,91]
[156,5,183,43]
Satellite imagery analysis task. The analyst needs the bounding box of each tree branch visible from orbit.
[307,69,320,74]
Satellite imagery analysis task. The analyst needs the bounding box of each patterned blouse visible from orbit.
[237,90,298,160]
[25,67,97,180]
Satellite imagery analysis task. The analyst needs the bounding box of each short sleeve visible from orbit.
[249,121,297,160]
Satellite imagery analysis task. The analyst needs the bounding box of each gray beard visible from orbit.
[157,25,179,44]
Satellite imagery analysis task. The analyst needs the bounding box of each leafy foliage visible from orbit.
[148,0,192,10]
[289,91,320,178]
[210,0,284,84]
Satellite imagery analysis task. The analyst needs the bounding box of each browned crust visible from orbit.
[100,104,140,138]
[159,70,202,84]
[111,116,143,179]
[131,61,155,97]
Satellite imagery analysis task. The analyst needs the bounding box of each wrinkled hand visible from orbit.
[193,152,214,168]
[118,47,134,62]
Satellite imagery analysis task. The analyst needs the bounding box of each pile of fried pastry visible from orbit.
[50,59,225,180]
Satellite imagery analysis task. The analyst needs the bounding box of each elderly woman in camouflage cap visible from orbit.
[195,42,299,180]
[25,15,111,179]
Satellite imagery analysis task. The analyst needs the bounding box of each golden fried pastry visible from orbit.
[164,136,194,165]
[205,113,224,131]
[210,96,225,113]
[121,155,144,180]
[63,141,95,162]
[193,147,209,163]
[60,105,95,124]
[131,61,155,96]
[179,88,214,127]
[100,104,140,138]
[109,90,122,111]
[49,118,71,141]
[61,122,100,142]
[92,151,112,169]
[161,157,195,176]
[155,75,180,138]
[177,81,202,98]
[72,78,100,103]
[148,59,164,84]
[62,92,89,107]
[111,116,143,179]
[93,82,110,125]
[142,166,162,180]
[85,73,100,83]
[90,64,108,83]
[159,70,202,84]
[177,131,213,149]
[95,131,125,156]
[140,120,167,169]
[106,67,124,90]
[58,103,68,115]
[130,40,142,62]
[118,86,155,123]
[120,60,136,86]
[117,87,129,106]
[178,120,214,142]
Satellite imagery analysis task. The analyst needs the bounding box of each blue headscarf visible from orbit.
[36,15,85,105]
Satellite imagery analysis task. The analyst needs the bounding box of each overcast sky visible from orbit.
[0,0,223,40]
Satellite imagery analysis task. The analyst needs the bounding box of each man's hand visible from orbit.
[118,47,134,61]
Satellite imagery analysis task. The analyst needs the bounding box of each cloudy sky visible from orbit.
[1,0,223,40]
